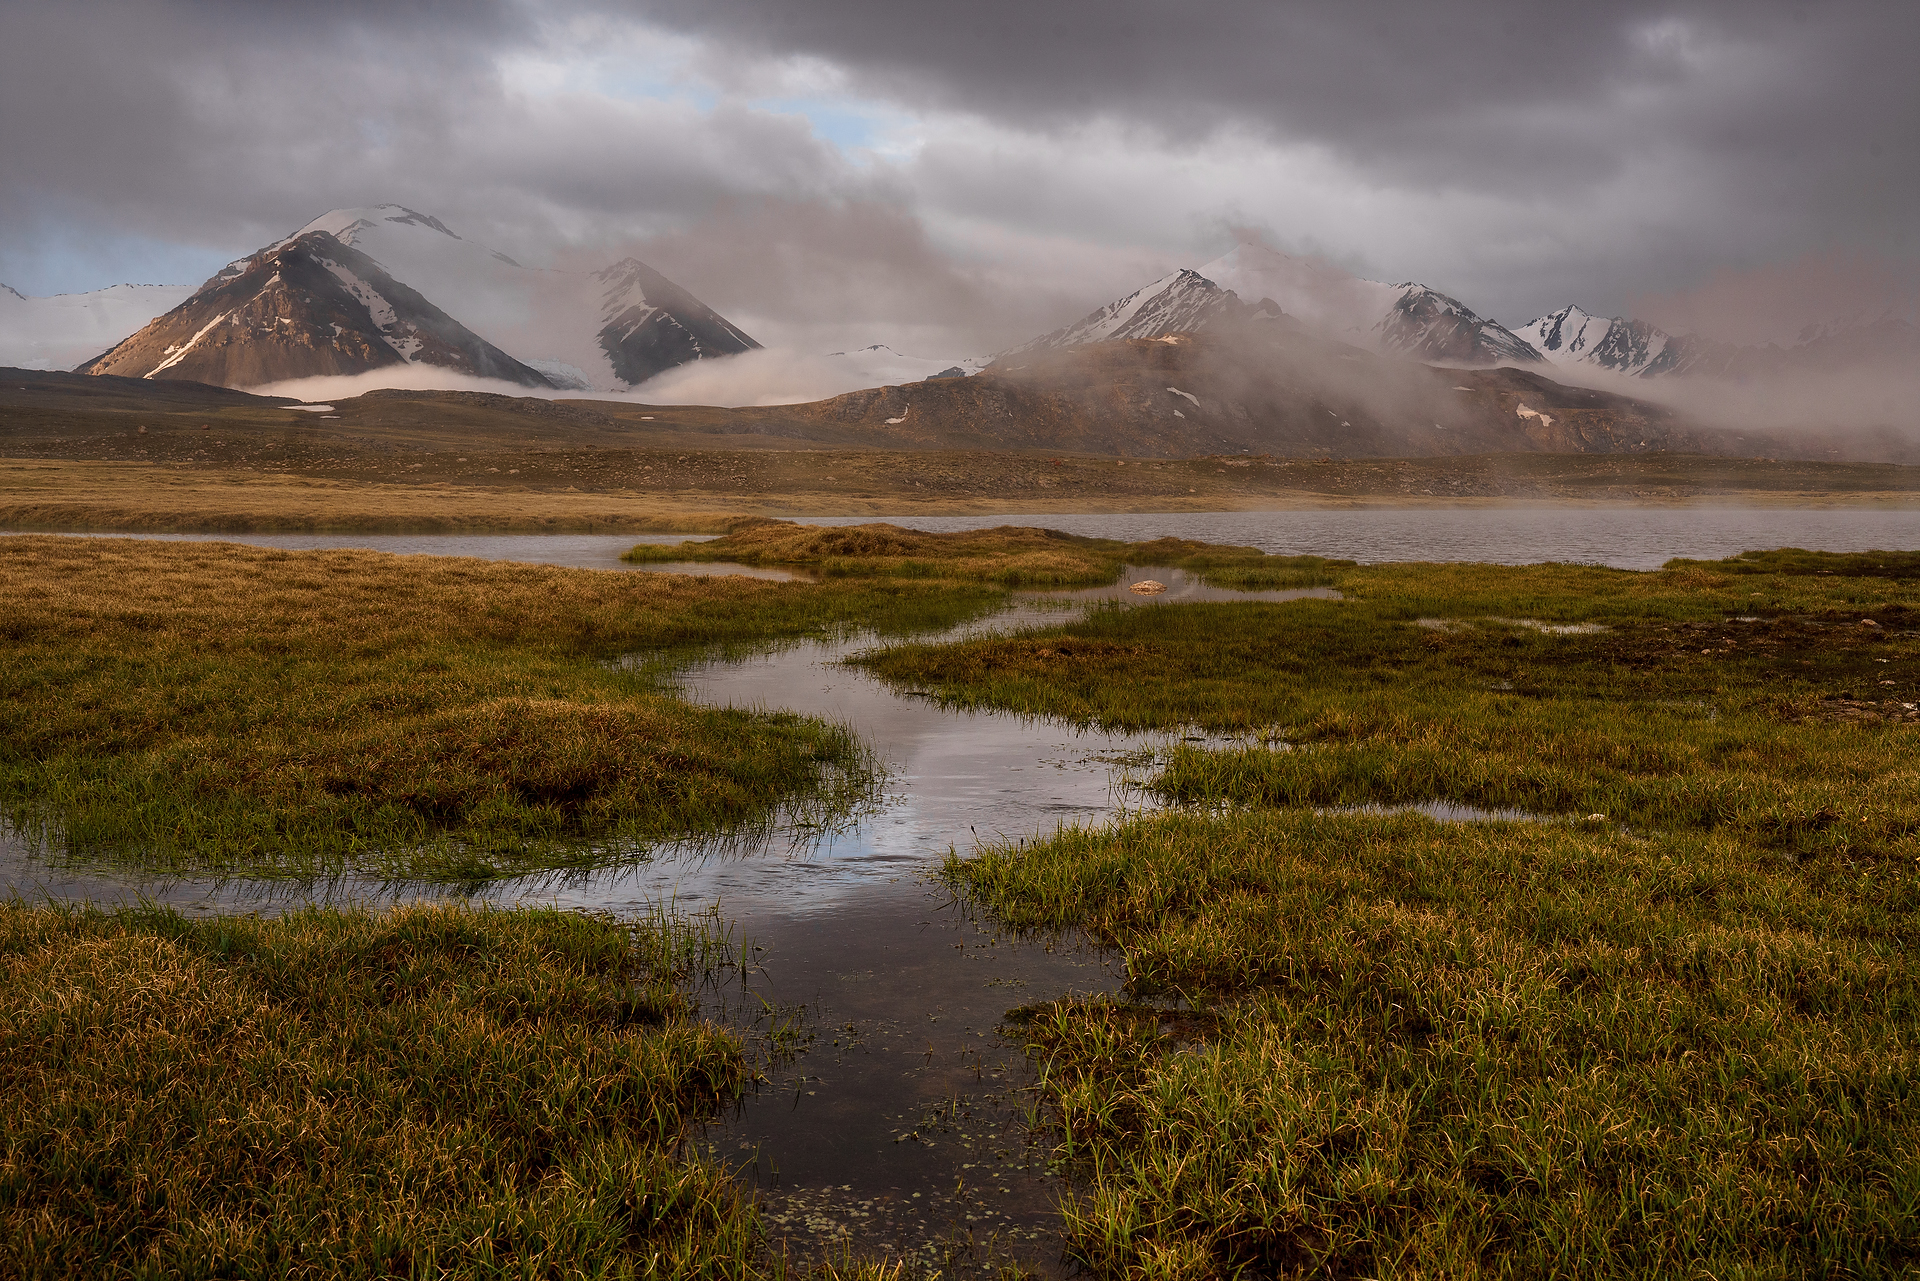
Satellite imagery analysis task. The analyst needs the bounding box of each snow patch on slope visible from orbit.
[316,256,423,360]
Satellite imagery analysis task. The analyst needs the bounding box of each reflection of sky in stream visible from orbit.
[0,523,1732,1270]
[0,575,1328,1275]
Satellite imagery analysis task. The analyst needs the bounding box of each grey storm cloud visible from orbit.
[634,0,1916,188]
[0,0,1914,347]
[633,0,1920,311]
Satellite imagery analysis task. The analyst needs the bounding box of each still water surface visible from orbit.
[12,505,1920,572]
[9,508,1920,1268]
[1,579,1288,1273]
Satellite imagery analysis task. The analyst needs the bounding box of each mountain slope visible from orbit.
[771,326,1721,458]
[293,204,758,390]
[1520,303,1920,383]
[1009,269,1277,353]
[0,282,196,371]
[80,231,552,388]
[592,258,761,385]
[1379,285,1545,365]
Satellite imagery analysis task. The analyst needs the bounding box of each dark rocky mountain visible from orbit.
[297,205,759,391]
[1378,285,1545,366]
[592,257,761,386]
[81,232,552,389]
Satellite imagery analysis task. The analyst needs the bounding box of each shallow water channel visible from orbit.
[10,514,1920,1265]
[0,565,1344,1274]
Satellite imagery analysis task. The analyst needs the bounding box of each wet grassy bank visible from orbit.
[868,549,1920,1276]
[0,535,997,880]
[0,899,922,1279]
[628,519,1349,590]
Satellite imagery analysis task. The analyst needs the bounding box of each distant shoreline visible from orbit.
[7,453,1920,536]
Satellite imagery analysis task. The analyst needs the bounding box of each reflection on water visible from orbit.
[2,585,1296,1274]
[13,506,1920,575]
[0,530,712,573]
[12,510,1915,1267]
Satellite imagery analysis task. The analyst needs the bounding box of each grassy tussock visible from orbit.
[918,549,1920,1276]
[0,902,768,1279]
[961,811,1920,1278]
[625,521,1347,589]
[0,536,996,878]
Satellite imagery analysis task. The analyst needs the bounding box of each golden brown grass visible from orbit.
[0,459,757,532]
[0,901,772,1279]
[911,550,1920,1277]
[0,535,995,878]
[10,452,1920,535]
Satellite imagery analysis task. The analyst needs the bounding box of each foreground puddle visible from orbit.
[3,571,1333,1273]
[689,886,1118,1276]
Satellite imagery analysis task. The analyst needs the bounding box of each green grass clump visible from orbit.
[626,521,1348,590]
[0,901,767,1279]
[957,810,1920,1278]
[0,536,998,879]
[907,549,1920,1276]
[1671,546,1920,579]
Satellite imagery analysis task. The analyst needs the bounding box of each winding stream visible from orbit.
[0,563,1340,1274]
[11,509,1920,1270]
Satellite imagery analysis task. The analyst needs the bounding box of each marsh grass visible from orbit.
[626,521,1348,590]
[0,900,776,1279]
[0,536,998,879]
[911,549,1920,1276]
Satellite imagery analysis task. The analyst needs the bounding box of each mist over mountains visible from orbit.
[40,205,761,394]
[2,203,1913,458]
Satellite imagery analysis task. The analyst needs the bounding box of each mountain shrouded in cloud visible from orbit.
[592,256,761,386]
[294,206,760,390]
[82,231,553,388]
[75,205,761,391]
[4,2,1911,364]
[1009,247,1545,369]
[1007,270,1274,353]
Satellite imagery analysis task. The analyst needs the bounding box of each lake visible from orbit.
[12,506,1919,573]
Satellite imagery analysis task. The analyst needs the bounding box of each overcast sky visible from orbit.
[2,0,1914,353]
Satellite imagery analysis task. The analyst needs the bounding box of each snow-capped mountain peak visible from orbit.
[296,204,461,247]
[1201,243,1543,366]
[1518,305,1686,378]
[1010,268,1263,353]
[591,257,760,385]
[1013,242,1544,368]
[80,231,551,388]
